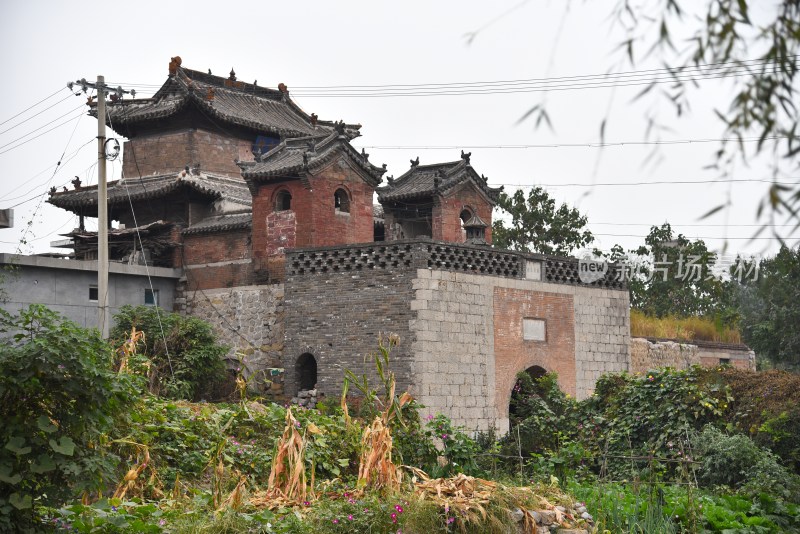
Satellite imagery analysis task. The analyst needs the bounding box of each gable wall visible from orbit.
[432,183,494,244]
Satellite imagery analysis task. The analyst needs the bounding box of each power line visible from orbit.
[0,93,82,136]
[0,139,94,201]
[0,111,86,156]
[0,88,67,126]
[359,135,795,150]
[497,178,797,188]
[593,232,797,241]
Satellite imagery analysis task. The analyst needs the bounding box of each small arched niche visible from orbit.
[296,353,317,391]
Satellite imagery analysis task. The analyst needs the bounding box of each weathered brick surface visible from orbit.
[252,159,377,280]
[493,287,576,418]
[181,228,252,289]
[123,128,252,179]
[431,183,494,244]
[283,266,417,398]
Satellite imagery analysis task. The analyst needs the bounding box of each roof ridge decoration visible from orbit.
[94,57,362,140]
[376,153,503,204]
[241,134,386,188]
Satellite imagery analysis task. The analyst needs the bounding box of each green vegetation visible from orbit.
[4,305,799,532]
[110,305,228,400]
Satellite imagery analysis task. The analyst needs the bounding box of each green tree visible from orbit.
[492,187,594,255]
[111,305,228,401]
[0,305,135,529]
[622,223,731,318]
[736,245,800,369]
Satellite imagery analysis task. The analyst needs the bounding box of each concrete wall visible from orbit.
[0,254,180,329]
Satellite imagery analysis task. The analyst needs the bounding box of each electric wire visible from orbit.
[0,111,86,156]
[0,87,67,126]
[0,92,83,136]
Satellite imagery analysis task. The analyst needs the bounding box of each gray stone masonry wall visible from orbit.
[572,285,631,399]
[409,271,630,433]
[283,266,417,399]
[410,270,496,432]
[185,284,284,394]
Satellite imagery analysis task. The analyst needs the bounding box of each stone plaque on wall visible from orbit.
[525,260,542,280]
[523,318,546,341]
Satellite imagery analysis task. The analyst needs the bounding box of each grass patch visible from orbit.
[630,309,741,343]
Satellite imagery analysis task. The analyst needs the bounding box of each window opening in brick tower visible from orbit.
[276,190,292,211]
[296,353,317,391]
[460,208,472,240]
[334,188,350,213]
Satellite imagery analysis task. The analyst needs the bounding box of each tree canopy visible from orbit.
[492,187,594,256]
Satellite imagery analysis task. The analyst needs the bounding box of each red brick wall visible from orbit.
[493,287,576,420]
[123,128,253,179]
[252,159,376,259]
[433,183,494,244]
[181,228,252,289]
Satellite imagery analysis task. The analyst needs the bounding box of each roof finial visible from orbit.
[310,113,318,127]
[169,56,182,76]
[461,150,471,165]
[278,83,288,93]
[387,175,394,185]
[229,68,236,81]
[361,148,369,159]
[410,156,419,167]
[334,120,346,135]
[208,68,212,75]
[71,177,81,189]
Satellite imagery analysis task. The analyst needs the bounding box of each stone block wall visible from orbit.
[184,284,285,394]
[409,270,630,433]
[630,337,755,372]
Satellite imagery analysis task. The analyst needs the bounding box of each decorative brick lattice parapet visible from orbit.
[286,239,626,290]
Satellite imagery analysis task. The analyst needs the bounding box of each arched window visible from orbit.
[276,190,292,211]
[460,209,472,224]
[296,353,317,391]
[334,188,350,213]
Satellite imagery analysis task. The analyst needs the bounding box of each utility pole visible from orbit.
[97,76,109,339]
[67,77,134,338]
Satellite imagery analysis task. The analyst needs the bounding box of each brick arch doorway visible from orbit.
[508,365,548,420]
[296,353,317,391]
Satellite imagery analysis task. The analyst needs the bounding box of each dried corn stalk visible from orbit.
[217,471,248,512]
[357,416,402,492]
[113,448,151,500]
[117,326,145,373]
[265,408,311,503]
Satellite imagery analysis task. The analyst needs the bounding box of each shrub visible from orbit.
[111,305,228,400]
[692,425,800,500]
[0,305,135,529]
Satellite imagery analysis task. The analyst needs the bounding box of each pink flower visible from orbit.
[303,501,310,506]
[333,518,339,524]
[348,514,354,521]
[395,505,404,513]
[447,517,455,524]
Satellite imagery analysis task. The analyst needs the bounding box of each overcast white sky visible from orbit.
[1,0,797,260]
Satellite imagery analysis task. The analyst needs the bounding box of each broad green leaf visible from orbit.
[4,436,31,456]
[0,464,22,485]
[9,492,32,510]
[49,436,75,456]
[30,453,57,473]
[37,415,58,433]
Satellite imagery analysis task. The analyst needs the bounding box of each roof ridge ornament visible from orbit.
[410,156,419,167]
[334,120,347,135]
[361,148,369,160]
[461,150,471,165]
[310,113,318,127]
[229,68,236,81]
[168,56,182,76]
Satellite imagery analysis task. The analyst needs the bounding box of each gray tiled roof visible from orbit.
[182,212,252,235]
[98,66,361,139]
[47,172,251,213]
[240,131,386,186]
[376,157,502,203]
